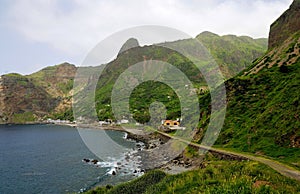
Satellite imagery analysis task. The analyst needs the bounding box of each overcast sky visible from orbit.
[0,0,293,75]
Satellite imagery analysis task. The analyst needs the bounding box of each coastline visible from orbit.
[56,122,198,175]
[1,122,197,180]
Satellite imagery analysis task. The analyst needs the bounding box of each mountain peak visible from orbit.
[268,0,300,49]
[118,38,140,56]
[196,31,219,39]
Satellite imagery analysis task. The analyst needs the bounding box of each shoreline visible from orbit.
[53,122,198,175]
[1,122,198,175]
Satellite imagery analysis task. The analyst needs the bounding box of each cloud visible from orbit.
[7,0,293,57]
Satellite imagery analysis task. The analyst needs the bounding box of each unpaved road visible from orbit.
[157,131,300,182]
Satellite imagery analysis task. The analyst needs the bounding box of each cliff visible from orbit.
[268,0,300,49]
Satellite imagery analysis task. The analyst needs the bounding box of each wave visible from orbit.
[79,141,146,192]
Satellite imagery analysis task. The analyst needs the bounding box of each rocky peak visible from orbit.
[268,0,300,49]
[118,38,140,56]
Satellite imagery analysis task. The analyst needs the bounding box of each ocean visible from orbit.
[0,124,143,193]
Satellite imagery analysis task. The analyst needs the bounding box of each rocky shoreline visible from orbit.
[1,122,206,175]
[1,122,247,175]
[66,123,200,175]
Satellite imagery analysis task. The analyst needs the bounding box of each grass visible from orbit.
[87,160,300,194]
[86,170,166,194]
[196,55,300,165]
[11,112,35,123]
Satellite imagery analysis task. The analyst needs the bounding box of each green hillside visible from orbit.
[88,1,300,193]
[196,32,300,166]
[197,32,267,78]
[94,34,267,121]
[27,62,76,96]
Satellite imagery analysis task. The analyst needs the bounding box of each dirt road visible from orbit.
[157,131,300,182]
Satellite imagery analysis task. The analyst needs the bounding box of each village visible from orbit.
[46,117,186,132]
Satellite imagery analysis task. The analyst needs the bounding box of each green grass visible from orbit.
[87,160,300,194]
[11,112,35,123]
[86,170,166,194]
[197,56,300,165]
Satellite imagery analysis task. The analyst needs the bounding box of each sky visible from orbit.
[0,0,293,75]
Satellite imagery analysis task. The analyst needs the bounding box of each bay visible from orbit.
[0,124,140,194]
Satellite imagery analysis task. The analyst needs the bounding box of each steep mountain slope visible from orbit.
[0,63,76,123]
[27,63,77,119]
[195,1,300,166]
[196,31,267,77]
[0,73,58,123]
[95,33,267,121]
[28,62,76,97]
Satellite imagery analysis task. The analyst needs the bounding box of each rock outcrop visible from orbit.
[268,0,300,49]
[118,38,140,56]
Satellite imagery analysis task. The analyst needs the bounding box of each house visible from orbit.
[163,120,180,127]
[99,121,110,126]
[120,119,129,124]
[99,119,113,126]
[160,119,185,132]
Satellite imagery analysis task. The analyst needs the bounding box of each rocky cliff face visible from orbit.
[268,0,300,49]
[0,63,76,123]
[0,76,5,122]
[246,0,300,75]
[0,74,58,123]
[118,38,140,56]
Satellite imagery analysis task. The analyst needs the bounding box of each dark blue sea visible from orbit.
[0,124,142,194]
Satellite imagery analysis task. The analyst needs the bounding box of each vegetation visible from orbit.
[0,63,76,123]
[49,108,74,122]
[86,6,299,193]
[11,112,35,123]
[94,34,267,122]
[196,53,300,166]
[86,170,166,194]
[87,161,300,194]
[196,32,267,78]
[0,33,266,124]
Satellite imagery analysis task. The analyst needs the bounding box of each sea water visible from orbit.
[0,124,142,194]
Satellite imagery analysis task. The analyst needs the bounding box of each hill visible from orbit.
[0,63,76,123]
[196,31,267,77]
[0,32,266,124]
[0,32,267,123]
[94,33,267,121]
[195,0,300,167]
[87,1,300,193]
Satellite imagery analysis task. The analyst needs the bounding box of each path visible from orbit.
[156,131,300,182]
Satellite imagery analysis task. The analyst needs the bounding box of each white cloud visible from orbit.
[8,0,293,57]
